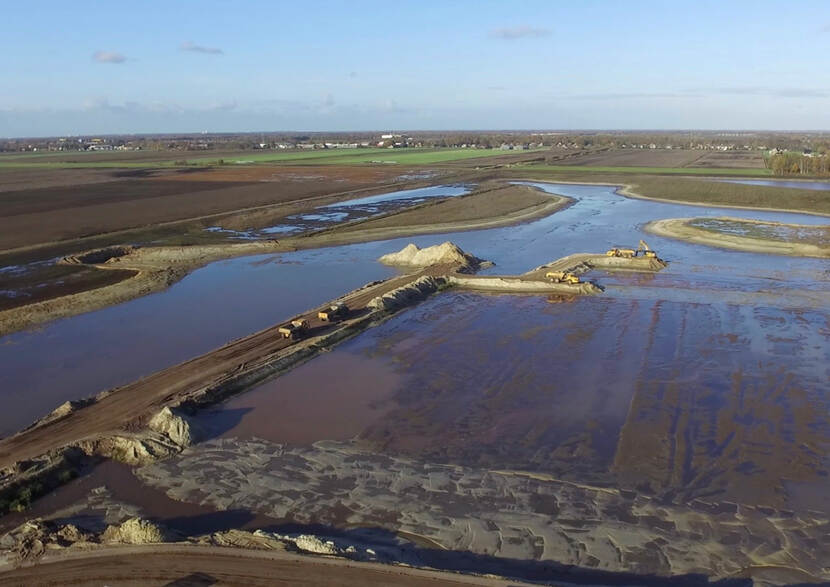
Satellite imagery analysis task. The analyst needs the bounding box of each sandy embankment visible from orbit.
[645,217,830,257]
[0,184,570,336]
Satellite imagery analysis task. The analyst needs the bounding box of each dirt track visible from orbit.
[0,544,530,587]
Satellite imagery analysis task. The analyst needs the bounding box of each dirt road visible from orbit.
[0,544,532,587]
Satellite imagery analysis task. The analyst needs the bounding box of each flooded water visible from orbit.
[688,217,829,246]
[199,290,830,507]
[717,178,830,191]
[204,184,470,239]
[0,248,399,436]
[1,182,828,439]
[9,181,830,582]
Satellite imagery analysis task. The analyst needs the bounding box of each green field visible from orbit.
[0,147,543,169]
[527,164,772,177]
[285,148,546,165]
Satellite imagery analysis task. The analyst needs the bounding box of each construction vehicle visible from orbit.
[545,271,581,284]
[278,319,309,340]
[318,303,349,322]
[637,239,658,258]
[606,247,636,258]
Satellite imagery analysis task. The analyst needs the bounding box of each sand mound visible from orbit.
[0,519,94,563]
[102,517,170,544]
[32,398,97,429]
[148,407,200,447]
[378,242,486,272]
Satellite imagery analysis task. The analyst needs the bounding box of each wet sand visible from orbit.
[646,217,830,257]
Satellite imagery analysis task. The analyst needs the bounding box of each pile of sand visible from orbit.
[0,519,94,563]
[148,407,200,448]
[102,517,171,544]
[378,242,486,272]
[78,408,201,466]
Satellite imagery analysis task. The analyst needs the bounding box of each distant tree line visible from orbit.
[767,151,830,176]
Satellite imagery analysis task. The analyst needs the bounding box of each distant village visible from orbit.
[2,131,828,156]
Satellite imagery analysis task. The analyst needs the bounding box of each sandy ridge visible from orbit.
[645,217,830,258]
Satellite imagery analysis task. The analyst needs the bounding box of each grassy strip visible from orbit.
[526,164,771,177]
[0,148,548,169]
[290,148,548,166]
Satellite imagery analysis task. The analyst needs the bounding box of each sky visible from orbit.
[2,0,830,137]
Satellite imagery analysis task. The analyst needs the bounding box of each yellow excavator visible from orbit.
[637,239,658,258]
[545,271,581,284]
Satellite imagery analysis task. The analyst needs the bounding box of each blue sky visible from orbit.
[2,0,830,136]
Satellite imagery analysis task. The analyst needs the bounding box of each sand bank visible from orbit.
[646,217,830,257]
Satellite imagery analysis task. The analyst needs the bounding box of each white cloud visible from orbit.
[489,26,550,40]
[180,41,223,55]
[92,50,126,64]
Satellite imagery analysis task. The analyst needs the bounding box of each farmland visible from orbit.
[547,148,767,169]
[0,147,546,169]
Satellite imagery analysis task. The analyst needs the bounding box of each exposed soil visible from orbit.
[548,149,765,169]
[0,165,429,251]
[550,149,704,167]
[0,265,136,312]
[0,167,154,193]
[686,151,767,169]
[646,217,830,257]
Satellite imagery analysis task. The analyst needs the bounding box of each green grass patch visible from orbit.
[0,147,546,169]
[299,148,547,166]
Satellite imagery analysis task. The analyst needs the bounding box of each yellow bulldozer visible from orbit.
[545,271,581,284]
